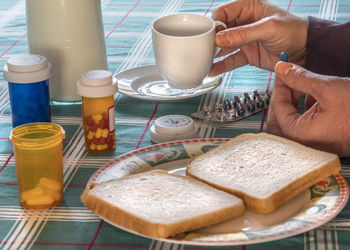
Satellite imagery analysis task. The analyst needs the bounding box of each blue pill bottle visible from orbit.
[3,54,52,128]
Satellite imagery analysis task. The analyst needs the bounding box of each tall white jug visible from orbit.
[26,0,108,102]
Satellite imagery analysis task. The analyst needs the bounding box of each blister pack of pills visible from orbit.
[191,90,272,122]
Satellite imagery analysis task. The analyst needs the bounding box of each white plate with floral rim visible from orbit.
[87,138,349,246]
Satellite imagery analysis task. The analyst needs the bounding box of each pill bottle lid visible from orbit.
[150,115,199,143]
[76,70,118,98]
[3,54,51,83]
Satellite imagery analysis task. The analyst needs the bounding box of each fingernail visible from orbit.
[275,61,292,76]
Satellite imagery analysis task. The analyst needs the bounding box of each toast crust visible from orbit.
[81,170,245,238]
[186,133,341,214]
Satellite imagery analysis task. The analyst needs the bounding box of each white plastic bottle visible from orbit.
[26,0,108,102]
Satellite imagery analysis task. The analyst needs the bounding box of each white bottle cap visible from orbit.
[76,70,118,98]
[3,54,51,83]
[150,115,199,143]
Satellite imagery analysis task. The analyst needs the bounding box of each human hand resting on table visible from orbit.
[209,0,307,75]
[267,61,350,157]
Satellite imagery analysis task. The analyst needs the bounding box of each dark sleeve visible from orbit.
[305,16,350,77]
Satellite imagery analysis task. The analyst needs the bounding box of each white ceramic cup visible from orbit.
[152,13,226,89]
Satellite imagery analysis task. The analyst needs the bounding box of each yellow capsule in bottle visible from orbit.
[39,177,62,192]
[26,194,55,206]
[21,185,45,201]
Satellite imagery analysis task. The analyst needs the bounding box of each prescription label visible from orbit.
[108,105,115,133]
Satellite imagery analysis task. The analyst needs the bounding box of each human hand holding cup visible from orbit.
[152,13,227,89]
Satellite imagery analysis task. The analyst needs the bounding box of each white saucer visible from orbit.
[114,64,222,101]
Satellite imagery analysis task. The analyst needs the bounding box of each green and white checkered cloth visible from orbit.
[0,0,349,249]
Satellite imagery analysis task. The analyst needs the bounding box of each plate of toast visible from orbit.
[81,133,349,246]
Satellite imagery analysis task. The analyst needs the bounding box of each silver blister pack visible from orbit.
[192,90,271,122]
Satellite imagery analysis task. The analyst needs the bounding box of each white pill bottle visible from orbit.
[26,0,108,102]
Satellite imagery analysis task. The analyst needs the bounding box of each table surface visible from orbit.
[0,0,350,249]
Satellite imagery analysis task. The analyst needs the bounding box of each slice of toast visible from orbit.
[186,133,341,214]
[81,169,244,238]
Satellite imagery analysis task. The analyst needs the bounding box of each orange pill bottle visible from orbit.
[9,122,65,209]
[76,70,117,153]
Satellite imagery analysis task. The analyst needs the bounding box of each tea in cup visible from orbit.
[152,13,226,89]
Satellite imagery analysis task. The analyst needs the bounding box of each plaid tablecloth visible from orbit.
[0,0,350,249]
